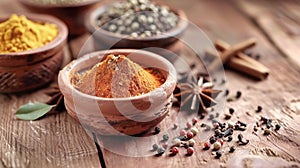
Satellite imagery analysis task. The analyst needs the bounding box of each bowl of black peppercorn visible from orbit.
[85,0,188,51]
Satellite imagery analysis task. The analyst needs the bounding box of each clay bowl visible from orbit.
[18,0,101,36]
[85,2,188,49]
[0,14,68,93]
[58,49,177,135]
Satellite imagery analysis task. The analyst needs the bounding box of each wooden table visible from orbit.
[1,0,300,167]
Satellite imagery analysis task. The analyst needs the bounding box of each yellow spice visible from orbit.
[0,14,58,53]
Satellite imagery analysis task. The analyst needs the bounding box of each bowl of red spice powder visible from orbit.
[58,49,177,135]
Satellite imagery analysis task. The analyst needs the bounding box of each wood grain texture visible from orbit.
[234,0,300,71]
[90,0,300,167]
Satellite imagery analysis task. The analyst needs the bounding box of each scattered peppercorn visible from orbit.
[171,146,179,155]
[209,136,216,144]
[218,139,224,146]
[180,130,187,136]
[173,124,178,129]
[213,141,221,150]
[187,147,194,155]
[162,142,168,149]
[236,91,242,98]
[172,138,181,147]
[186,122,193,128]
[190,127,199,135]
[163,134,169,141]
[157,147,165,155]
[186,131,194,139]
[256,106,262,112]
[188,139,196,147]
[203,142,210,150]
[227,135,233,142]
[229,108,235,114]
[225,89,229,96]
[215,151,222,158]
[275,124,281,131]
[192,117,198,125]
[152,144,158,151]
[224,113,232,120]
[264,128,271,135]
[229,146,235,153]
[253,126,258,132]
[221,78,226,84]
[255,54,261,60]
[154,127,160,134]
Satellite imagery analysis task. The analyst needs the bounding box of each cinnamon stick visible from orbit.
[215,40,270,80]
[208,38,256,72]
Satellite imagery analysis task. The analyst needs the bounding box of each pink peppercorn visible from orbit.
[187,131,194,139]
[180,130,187,136]
[171,146,179,155]
[187,122,193,128]
[187,147,194,155]
[203,142,210,149]
[218,139,224,146]
[213,123,219,129]
[192,117,198,125]
[162,142,168,149]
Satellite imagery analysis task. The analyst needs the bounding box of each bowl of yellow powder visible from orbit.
[0,14,68,93]
[58,49,177,135]
[18,0,101,36]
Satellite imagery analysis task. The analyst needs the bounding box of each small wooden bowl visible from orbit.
[58,49,177,135]
[85,2,188,49]
[18,0,101,36]
[0,14,68,93]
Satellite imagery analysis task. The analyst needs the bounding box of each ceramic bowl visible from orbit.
[58,49,177,135]
[85,2,188,49]
[0,14,68,93]
[18,0,101,36]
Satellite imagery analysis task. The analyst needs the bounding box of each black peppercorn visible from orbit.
[229,146,235,153]
[227,135,233,142]
[157,147,165,155]
[256,106,262,112]
[154,127,160,134]
[229,108,235,114]
[215,151,222,158]
[237,134,243,141]
[225,89,229,96]
[275,124,281,131]
[255,54,261,60]
[163,134,169,141]
[152,144,158,151]
[236,91,242,98]
[224,113,232,120]
[209,136,216,144]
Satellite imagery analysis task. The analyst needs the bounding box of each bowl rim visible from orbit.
[0,13,68,56]
[17,0,100,8]
[85,1,188,41]
[59,49,177,101]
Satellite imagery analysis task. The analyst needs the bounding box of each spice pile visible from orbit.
[72,54,165,98]
[29,0,92,5]
[0,14,58,53]
[96,0,179,37]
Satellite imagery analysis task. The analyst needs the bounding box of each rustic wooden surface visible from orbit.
[1,0,300,168]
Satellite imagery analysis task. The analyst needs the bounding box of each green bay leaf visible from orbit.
[15,102,55,121]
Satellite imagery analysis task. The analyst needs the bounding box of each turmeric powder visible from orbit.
[0,14,58,53]
[72,54,165,98]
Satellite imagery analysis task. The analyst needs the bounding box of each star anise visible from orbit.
[174,76,221,113]
[44,84,65,112]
